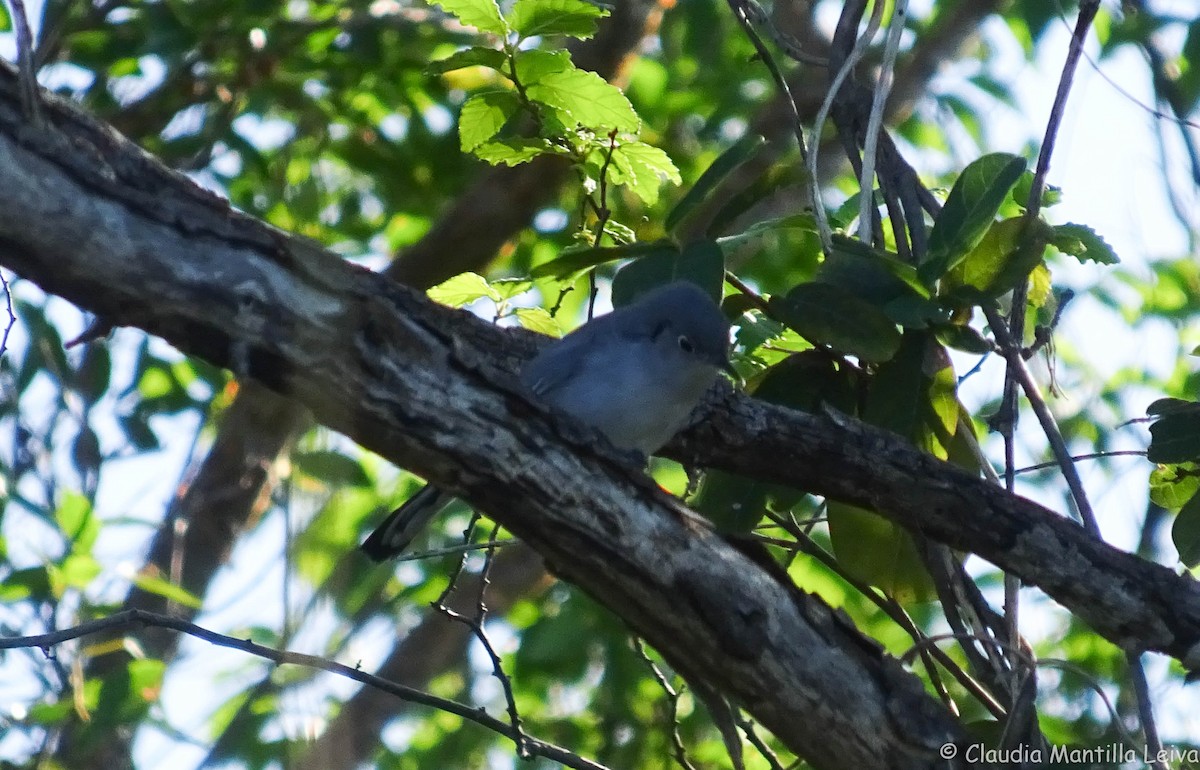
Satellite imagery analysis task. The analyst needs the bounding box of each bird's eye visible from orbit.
[677,335,694,353]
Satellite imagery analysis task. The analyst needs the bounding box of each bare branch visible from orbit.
[0,609,611,770]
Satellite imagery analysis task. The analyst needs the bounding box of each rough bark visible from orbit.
[32,2,661,766]
[0,61,967,768]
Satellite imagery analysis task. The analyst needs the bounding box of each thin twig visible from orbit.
[633,639,698,770]
[808,0,886,255]
[735,712,787,770]
[1025,0,1100,219]
[393,537,517,563]
[0,609,611,770]
[984,305,1101,536]
[10,0,43,125]
[435,519,528,757]
[0,271,15,356]
[1015,450,1147,475]
[724,271,774,317]
[1127,653,1167,770]
[586,129,621,320]
[857,0,907,244]
[763,512,1006,719]
[726,0,809,164]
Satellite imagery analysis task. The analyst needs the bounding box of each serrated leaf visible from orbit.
[607,141,681,205]
[426,46,508,74]
[473,138,555,165]
[459,90,520,151]
[1174,492,1200,568]
[1050,223,1119,265]
[490,278,534,299]
[526,67,639,131]
[514,307,563,337]
[428,272,501,307]
[509,0,608,39]
[768,283,901,363]
[430,0,507,35]
[611,240,724,307]
[921,152,1027,283]
[512,48,573,83]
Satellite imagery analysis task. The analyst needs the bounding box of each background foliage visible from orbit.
[1,0,1199,768]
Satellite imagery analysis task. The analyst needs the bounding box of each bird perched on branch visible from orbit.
[361,280,734,562]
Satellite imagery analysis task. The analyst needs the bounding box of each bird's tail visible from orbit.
[360,484,453,562]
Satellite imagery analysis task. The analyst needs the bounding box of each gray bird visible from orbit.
[361,280,733,562]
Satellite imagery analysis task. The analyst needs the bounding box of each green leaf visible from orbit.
[58,554,102,589]
[1149,407,1200,464]
[921,152,1027,283]
[1150,464,1200,510]
[294,450,372,488]
[0,3,11,32]
[128,659,166,702]
[666,134,766,233]
[693,469,769,534]
[56,491,100,554]
[513,306,563,337]
[525,67,639,132]
[0,566,52,601]
[512,48,573,83]
[606,140,681,205]
[131,572,202,609]
[1050,223,1120,265]
[718,212,818,243]
[473,138,556,165]
[509,0,608,39]
[823,235,931,301]
[75,344,113,404]
[1011,170,1062,209]
[459,90,521,151]
[430,0,507,35]
[768,282,902,363]
[1174,492,1200,568]
[426,46,508,74]
[940,217,1052,302]
[934,323,993,354]
[827,501,934,602]
[611,240,725,307]
[428,272,501,306]
[751,349,861,414]
[1148,398,1200,416]
[530,239,671,279]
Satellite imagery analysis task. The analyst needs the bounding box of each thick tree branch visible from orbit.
[0,62,964,769]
